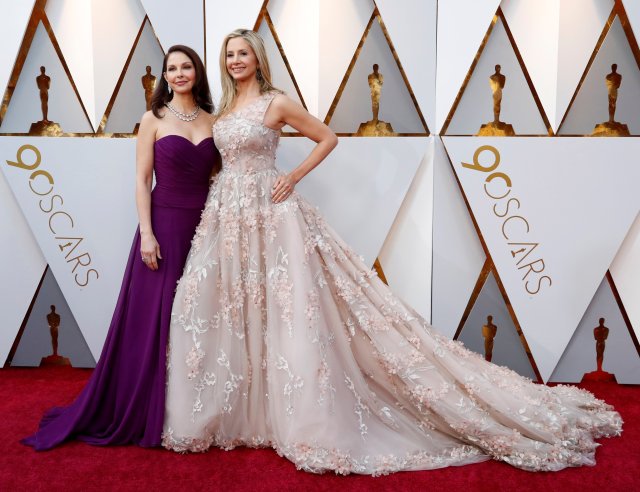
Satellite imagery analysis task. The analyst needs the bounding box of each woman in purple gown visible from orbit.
[23,45,220,450]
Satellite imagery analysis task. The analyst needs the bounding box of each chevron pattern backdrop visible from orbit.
[1,0,639,384]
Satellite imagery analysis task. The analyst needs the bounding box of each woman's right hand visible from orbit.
[140,231,162,271]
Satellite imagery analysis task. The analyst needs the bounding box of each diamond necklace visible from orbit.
[165,102,200,122]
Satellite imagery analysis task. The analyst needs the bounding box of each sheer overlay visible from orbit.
[163,92,622,475]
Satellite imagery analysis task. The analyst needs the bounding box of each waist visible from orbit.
[219,166,279,178]
[152,183,210,209]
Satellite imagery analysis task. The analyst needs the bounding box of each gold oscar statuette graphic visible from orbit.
[29,66,63,136]
[40,305,71,367]
[356,64,396,136]
[481,315,498,362]
[477,64,515,136]
[141,65,156,112]
[134,65,157,133]
[582,318,616,382]
[592,64,630,136]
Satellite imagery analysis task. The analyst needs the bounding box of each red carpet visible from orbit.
[1,367,638,491]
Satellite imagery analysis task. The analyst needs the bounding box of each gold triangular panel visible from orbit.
[443,13,548,136]
[456,270,538,381]
[9,267,95,368]
[326,12,427,136]
[102,18,165,134]
[558,15,640,136]
[0,20,92,134]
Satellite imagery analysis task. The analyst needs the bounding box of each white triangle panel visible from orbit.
[0,168,46,364]
[268,0,320,116]
[318,0,375,120]
[555,0,614,131]
[550,277,640,384]
[435,0,501,132]
[205,0,265,102]
[0,22,92,133]
[45,0,96,130]
[444,136,640,381]
[445,16,547,135]
[0,137,138,359]
[624,0,640,42]
[140,0,204,60]
[610,213,640,342]
[0,0,36,108]
[501,0,559,131]
[104,20,164,133]
[91,0,146,129]
[431,137,485,338]
[257,20,303,132]
[329,18,424,133]
[378,137,434,321]
[371,0,436,130]
[559,17,640,135]
[276,137,426,266]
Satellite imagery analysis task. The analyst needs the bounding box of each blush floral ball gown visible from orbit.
[162,92,622,475]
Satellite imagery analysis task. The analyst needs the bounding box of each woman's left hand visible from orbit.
[272,174,296,203]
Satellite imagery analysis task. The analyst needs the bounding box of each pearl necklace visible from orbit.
[165,103,200,122]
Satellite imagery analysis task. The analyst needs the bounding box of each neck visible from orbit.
[234,78,262,101]
[169,92,197,112]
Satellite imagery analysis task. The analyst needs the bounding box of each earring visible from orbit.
[256,69,263,82]
[168,84,172,94]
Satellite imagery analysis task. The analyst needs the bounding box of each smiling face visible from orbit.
[225,37,259,82]
[164,51,196,95]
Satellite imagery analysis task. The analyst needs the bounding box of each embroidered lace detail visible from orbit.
[163,91,623,475]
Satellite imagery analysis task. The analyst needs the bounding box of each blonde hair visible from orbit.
[218,29,281,116]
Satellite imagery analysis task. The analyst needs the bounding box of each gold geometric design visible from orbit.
[324,7,429,136]
[4,265,48,368]
[606,270,640,357]
[255,5,307,111]
[557,1,640,134]
[97,16,163,134]
[441,7,553,137]
[442,142,543,382]
[454,266,540,380]
[372,257,388,285]
[0,0,93,134]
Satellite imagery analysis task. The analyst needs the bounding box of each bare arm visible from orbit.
[136,111,162,270]
[265,94,338,203]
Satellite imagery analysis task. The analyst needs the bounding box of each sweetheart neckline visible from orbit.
[154,134,214,147]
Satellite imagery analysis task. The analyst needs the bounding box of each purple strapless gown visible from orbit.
[22,135,219,450]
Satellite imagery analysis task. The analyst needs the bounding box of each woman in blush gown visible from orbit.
[162,30,622,474]
[23,45,220,450]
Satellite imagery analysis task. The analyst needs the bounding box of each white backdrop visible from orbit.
[1,0,639,383]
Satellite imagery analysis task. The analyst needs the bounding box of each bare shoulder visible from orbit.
[270,92,299,110]
[138,111,159,141]
[140,110,161,128]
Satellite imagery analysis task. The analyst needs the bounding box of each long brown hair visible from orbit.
[217,29,281,116]
[151,45,213,118]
